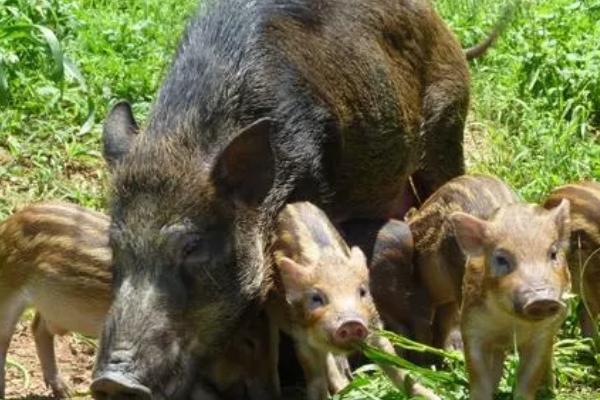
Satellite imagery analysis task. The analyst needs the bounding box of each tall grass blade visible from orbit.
[6,357,30,390]
[34,24,64,83]
[0,63,8,105]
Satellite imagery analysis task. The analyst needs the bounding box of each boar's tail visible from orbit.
[464,0,519,61]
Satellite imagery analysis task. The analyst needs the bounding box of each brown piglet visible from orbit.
[0,202,112,398]
[268,202,439,400]
[408,174,521,351]
[368,220,433,356]
[544,181,600,337]
[450,190,571,399]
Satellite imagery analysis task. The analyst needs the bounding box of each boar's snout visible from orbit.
[333,319,369,347]
[517,287,565,320]
[91,372,151,400]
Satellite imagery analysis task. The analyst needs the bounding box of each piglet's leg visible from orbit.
[189,381,221,400]
[579,306,596,338]
[0,292,27,399]
[580,275,600,338]
[515,335,554,400]
[267,322,282,398]
[368,334,441,400]
[32,313,71,399]
[464,336,502,400]
[295,343,328,400]
[434,302,463,351]
[325,353,350,394]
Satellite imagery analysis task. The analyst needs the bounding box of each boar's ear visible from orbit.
[549,199,571,243]
[450,212,489,256]
[213,118,275,206]
[103,101,139,168]
[276,256,309,302]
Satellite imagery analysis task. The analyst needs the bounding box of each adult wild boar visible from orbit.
[92,0,469,398]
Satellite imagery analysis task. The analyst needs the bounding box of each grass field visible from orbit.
[1,0,599,398]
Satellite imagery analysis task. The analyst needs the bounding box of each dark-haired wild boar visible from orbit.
[544,181,600,337]
[92,0,475,397]
[0,202,112,399]
[408,175,521,350]
[268,202,439,400]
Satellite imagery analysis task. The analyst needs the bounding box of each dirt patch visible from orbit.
[5,319,95,400]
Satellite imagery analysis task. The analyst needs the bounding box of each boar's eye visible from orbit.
[180,234,211,267]
[308,289,328,309]
[490,251,513,276]
[359,284,369,298]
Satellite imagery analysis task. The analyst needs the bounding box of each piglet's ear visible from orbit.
[449,212,489,256]
[212,118,275,206]
[549,199,571,244]
[276,256,309,302]
[349,246,367,267]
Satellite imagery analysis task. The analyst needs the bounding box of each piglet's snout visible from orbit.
[333,319,369,347]
[521,287,565,320]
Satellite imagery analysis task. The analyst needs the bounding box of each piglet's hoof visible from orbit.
[444,329,464,352]
[47,377,71,399]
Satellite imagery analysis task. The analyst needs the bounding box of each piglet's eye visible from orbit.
[359,285,368,298]
[549,244,560,264]
[490,251,512,276]
[308,290,327,308]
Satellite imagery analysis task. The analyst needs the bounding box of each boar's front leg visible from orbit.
[367,334,441,400]
[515,335,555,400]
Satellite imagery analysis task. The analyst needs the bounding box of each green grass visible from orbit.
[439,0,600,202]
[0,0,197,215]
[1,0,599,399]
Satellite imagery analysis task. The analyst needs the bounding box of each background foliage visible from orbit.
[1,0,599,398]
